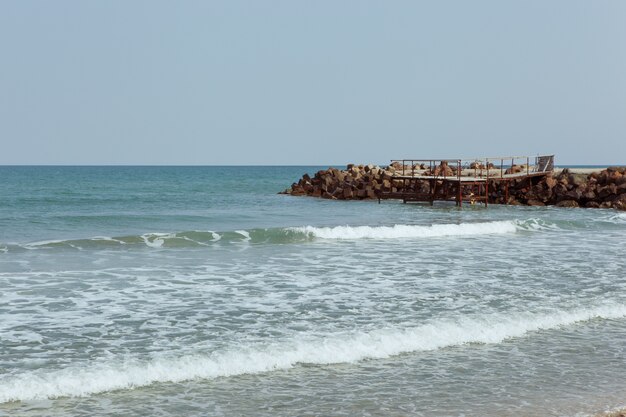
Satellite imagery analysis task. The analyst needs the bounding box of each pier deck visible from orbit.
[378,155,554,207]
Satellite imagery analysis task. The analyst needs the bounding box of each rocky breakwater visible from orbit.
[503,166,626,210]
[280,163,407,200]
[280,164,626,210]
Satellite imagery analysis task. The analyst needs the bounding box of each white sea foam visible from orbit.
[140,233,173,248]
[517,218,561,231]
[180,236,209,246]
[290,220,521,240]
[235,230,251,241]
[22,239,66,249]
[91,236,126,245]
[609,212,626,223]
[2,302,625,403]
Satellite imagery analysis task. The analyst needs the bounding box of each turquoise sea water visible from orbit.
[1,166,626,416]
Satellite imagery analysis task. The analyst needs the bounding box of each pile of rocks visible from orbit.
[503,167,626,209]
[281,164,400,200]
[280,164,626,210]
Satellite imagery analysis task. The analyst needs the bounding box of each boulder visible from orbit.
[545,177,557,189]
[582,191,597,201]
[609,171,623,183]
[556,200,579,208]
[535,186,553,202]
[433,162,454,177]
[598,184,616,199]
[527,199,545,206]
[568,173,587,187]
[612,194,626,211]
[505,165,523,175]
[565,189,582,201]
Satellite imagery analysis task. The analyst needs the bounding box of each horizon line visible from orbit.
[0,163,624,167]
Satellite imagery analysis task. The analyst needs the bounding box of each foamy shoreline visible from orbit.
[596,408,626,417]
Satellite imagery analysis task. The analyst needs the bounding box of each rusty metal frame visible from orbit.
[381,155,554,208]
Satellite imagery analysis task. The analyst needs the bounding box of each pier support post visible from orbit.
[485,180,489,207]
[505,181,509,205]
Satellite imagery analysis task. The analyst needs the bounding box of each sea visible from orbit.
[1,165,625,417]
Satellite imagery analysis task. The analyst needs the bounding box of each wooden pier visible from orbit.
[378,155,554,207]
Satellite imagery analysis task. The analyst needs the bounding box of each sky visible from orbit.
[1,1,625,165]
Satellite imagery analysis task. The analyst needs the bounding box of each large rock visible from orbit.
[582,190,597,201]
[433,162,454,177]
[598,184,617,199]
[565,189,582,201]
[505,165,524,175]
[545,176,557,189]
[556,200,579,208]
[612,194,626,211]
[568,173,587,187]
[527,199,545,206]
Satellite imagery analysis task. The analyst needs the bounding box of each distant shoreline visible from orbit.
[554,167,610,175]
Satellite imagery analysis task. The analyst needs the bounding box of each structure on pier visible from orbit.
[378,155,554,207]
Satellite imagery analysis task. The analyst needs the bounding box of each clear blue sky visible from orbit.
[1,1,625,165]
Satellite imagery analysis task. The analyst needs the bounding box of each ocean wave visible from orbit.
[7,231,240,251]
[290,219,549,239]
[609,212,626,224]
[0,219,554,252]
[1,302,623,403]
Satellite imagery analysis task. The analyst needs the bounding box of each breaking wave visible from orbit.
[290,219,550,239]
[1,302,624,403]
[609,212,626,224]
[1,219,554,252]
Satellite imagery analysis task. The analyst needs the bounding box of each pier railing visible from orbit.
[389,155,554,180]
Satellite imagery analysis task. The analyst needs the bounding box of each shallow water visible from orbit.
[1,166,625,416]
